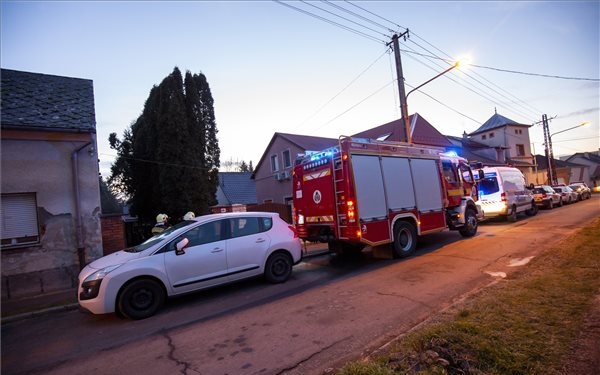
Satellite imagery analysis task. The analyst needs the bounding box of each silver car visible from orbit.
[78,212,302,319]
[553,186,579,204]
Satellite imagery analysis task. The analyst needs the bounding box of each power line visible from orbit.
[273,1,386,44]
[300,0,388,38]
[322,0,395,33]
[470,64,600,82]
[292,48,390,130]
[404,83,482,125]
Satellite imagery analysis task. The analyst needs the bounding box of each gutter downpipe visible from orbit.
[72,141,91,270]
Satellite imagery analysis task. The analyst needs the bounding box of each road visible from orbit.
[2,196,599,375]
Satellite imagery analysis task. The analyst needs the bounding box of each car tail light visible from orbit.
[288,225,299,238]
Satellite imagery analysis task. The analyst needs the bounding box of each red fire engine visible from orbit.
[292,136,482,258]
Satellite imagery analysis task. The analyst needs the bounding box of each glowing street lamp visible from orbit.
[403,61,462,143]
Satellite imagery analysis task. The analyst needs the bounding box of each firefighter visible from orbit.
[183,211,195,221]
[152,213,170,235]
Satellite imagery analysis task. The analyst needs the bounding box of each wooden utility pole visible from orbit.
[391,31,411,143]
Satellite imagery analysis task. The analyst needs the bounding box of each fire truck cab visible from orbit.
[292,136,482,258]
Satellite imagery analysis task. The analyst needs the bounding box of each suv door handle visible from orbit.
[255,238,266,243]
[211,247,224,253]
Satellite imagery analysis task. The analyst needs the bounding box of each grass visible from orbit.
[338,218,600,375]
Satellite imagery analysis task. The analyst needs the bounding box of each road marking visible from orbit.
[508,256,535,267]
[484,271,507,278]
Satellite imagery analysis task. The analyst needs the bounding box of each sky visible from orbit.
[2,1,599,178]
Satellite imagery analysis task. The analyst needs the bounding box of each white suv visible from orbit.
[78,212,302,319]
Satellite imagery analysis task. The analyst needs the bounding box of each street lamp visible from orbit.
[403,61,461,143]
[546,121,589,185]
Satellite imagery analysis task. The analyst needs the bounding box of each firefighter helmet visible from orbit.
[156,213,168,224]
[183,211,195,220]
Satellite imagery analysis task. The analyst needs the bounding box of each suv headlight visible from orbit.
[80,264,123,300]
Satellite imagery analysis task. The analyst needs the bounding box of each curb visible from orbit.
[2,303,79,324]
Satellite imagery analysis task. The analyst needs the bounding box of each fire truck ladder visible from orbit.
[333,155,347,239]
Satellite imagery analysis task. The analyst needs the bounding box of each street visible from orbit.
[2,196,599,375]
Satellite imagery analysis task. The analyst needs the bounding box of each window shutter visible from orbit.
[1,193,40,247]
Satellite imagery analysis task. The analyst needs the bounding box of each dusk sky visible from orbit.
[2,1,598,178]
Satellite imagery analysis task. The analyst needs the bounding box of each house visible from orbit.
[531,155,588,186]
[468,111,534,165]
[1,69,102,300]
[212,172,257,213]
[565,151,600,188]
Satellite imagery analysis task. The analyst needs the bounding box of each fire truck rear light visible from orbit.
[343,154,348,161]
[356,230,361,238]
[297,214,305,225]
[288,225,299,238]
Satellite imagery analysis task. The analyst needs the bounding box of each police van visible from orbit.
[476,167,537,222]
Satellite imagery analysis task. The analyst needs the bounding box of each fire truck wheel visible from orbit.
[264,252,293,284]
[459,208,478,237]
[392,221,417,259]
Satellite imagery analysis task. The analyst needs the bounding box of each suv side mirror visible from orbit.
[478,170,484,180]
[176,238,189,256]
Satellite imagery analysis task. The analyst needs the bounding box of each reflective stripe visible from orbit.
[303,169,331,181]
[306,216,334,223]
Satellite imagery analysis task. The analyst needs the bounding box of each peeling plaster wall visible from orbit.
[1,137,103,298]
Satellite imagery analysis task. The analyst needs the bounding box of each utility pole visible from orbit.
[541,114,557,185]
[390,31,410,143]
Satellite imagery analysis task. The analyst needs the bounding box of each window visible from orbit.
[516,144,525,156]
[270,154,279,172]
[230,217,261,238]
[482,135,487,140]
[282,149,292,169]
[1,193,40,248]
[173,220,225,249]
[515,129,522,135]
[441,161,458,184]
[489,132,495,138]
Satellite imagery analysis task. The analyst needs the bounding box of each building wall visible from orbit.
[567,156,595,186]
[100,214,126,255]
[1,133,103,298]
[255,137,302,205]
[503,125,532,161]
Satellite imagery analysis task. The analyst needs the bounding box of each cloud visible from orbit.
[561,107,600,118]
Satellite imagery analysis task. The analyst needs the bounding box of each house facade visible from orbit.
[565,152,600,188]
[1,69,102,299]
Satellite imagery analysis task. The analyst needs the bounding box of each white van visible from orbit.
[476,167,537,222]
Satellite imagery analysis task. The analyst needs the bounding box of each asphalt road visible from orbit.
[2,196,599,375]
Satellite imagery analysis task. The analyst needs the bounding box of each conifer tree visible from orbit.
[109,67,220,222]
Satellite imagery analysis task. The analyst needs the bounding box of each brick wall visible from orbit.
[100,214,126,255]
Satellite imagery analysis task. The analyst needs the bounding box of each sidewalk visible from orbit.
[1,242,331,323]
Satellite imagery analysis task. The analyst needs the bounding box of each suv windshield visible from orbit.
[123,220,195,253]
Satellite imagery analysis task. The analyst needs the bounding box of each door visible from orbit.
[225,216,271,280]
[163,219,228,294]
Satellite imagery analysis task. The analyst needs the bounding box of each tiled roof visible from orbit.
[216,172,257,205]
[533,155,585,170]
[1,69,96,132]
[277,133,337,151]
[469,112,530,136]
[352,113,453,147]
[566,152,600,164]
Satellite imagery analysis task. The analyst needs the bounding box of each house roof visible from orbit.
[216,172,257,205]
[566,152,600,164]
[352,113,453,147]
[533,155,585,170]
[1,68,96,132]
[469,112,530,136]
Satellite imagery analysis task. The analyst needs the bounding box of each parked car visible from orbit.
[553,186,579,204]
[531,185,562,209]
[78,212,302,319]
[569,182,592,200]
